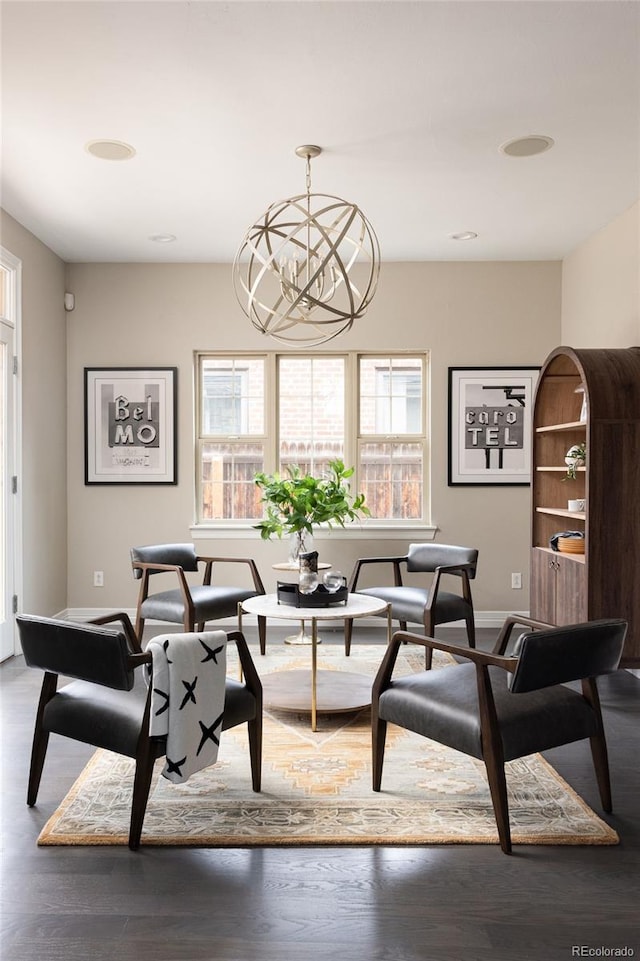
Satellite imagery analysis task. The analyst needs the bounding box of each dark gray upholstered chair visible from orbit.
[17,612,263,850]
[131,543,267,653]
[372,615,628,854]
[346,543,478,663]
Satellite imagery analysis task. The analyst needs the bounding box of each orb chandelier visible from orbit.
[233,145,380,347]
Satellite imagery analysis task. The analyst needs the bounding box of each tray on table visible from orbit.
[276,580,348,608]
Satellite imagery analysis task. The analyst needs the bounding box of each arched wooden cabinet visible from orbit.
[530,345,640,668]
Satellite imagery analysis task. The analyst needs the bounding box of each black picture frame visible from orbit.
[448,366,540,486]
[84,367,177,485]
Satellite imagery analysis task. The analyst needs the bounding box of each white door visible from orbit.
[0,317,16,660]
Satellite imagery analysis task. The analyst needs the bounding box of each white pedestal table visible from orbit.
[239,592,391,731]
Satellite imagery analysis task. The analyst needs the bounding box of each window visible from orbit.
[359,357,424,521]
[195,352,428,525]
[198,357,265,520]
[278,355,345,476]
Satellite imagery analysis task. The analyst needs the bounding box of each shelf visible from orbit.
[536,507,586,520]
[534,545,586,564]
[536,466,585,472]
[532,346,640,665]
[536,420,586,434]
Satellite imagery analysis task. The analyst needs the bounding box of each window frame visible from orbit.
[193,349,431,533]
[357,353,428,525]
[195,353,269,523]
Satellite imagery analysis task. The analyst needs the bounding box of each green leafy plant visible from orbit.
[253,459,370,540]
[563,442,586,481]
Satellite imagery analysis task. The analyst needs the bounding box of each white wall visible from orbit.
[0,210,67,615]
[65,260,561,620]
[561,201,639,346]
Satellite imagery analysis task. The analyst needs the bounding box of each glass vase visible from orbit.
[288,529,313,567]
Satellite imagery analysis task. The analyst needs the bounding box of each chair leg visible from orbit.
[135,615,145,645]
[589,733,613,812]
[129,748,157,851]
[27,674,57,807]
[422,617,433,670]
[465,613,476,649]
[27,727,50,807]
[372,716,388,791]
[247,714,262,792]
[257,616,267,656]
[423,636,434,671]
[483,753,512,855]
[398,620,411,651]
[344,618,353,656]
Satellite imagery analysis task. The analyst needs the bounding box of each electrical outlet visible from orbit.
[511,572,522,590]
[93,571,104,587]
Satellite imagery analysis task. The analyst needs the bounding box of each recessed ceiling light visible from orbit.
[500,135,554,158]
[85,140,136,161]
[149,234,177,244]
[449,231,478,241]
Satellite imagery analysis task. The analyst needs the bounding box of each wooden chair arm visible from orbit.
[90,611,143,654]
[131,562,194,629]
[390,630,518,671]
[349,555,407,591]
[425,564,473,611]
[372,631,519,711]
[198,556,265,593]
[433,563,474,576]
[132,561,185,575]
[492,614,555,655]
[127,652,152,669]
[227,630,262,701]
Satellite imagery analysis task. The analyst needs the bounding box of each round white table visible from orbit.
[239,593,391,731]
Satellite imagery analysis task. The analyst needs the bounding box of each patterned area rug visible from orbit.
[38,643,618,847]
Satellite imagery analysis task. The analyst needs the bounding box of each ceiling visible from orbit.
[1,0,639,264]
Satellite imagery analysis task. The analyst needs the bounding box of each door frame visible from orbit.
[0,246,23,660]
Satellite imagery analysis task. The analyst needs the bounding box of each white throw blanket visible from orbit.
[146,631,227,784]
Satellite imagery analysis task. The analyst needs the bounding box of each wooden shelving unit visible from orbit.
[530,345,640,668]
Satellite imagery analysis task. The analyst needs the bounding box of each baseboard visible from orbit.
[61,608,137,623]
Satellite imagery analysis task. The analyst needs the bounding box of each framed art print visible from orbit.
[84,367,177,484]
[448,366,539,486]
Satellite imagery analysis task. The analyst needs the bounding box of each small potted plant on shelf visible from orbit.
[253,458,370,565]
[563,442,587,481]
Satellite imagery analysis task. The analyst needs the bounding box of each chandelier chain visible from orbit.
[305,155,312,196]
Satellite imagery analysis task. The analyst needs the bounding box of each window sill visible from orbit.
[190,524,438,542]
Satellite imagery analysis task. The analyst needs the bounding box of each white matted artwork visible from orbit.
[84,367,177,484]
[448,366,539,486]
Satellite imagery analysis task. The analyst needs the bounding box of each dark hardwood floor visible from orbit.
[2,624,639,961]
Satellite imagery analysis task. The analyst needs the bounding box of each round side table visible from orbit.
[239,592,391,731]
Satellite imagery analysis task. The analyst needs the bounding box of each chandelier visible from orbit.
[233,145,380,347]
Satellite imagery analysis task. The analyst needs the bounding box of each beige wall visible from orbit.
[0,210,67,615]
[561,201,640,346]
[3,190,637,625]
[66,260,561,620]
